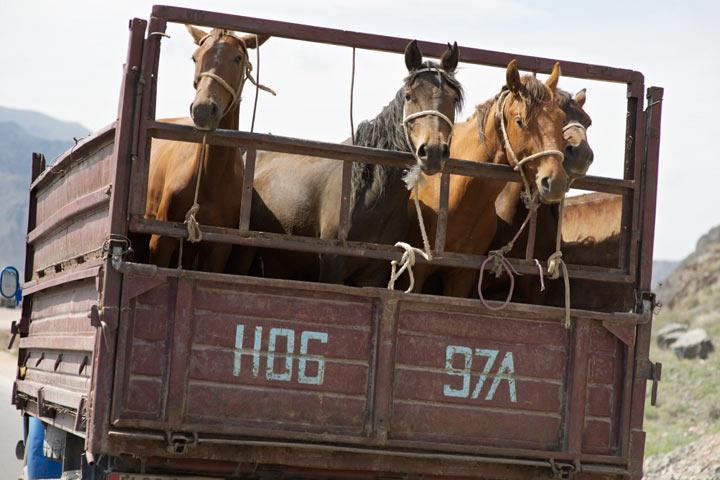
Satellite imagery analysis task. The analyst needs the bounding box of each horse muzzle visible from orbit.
[190,99,221,131]
[537,173,569,204]
[417,142,449,176]
[563,140,594,180]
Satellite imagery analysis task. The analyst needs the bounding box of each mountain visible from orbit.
[0,106,90,144]
[0,107,91,274]
[657,225,720,312]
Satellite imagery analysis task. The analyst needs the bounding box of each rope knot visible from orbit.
[184,203,202,243]
[547,250,564,280]
[387,242,431,293]
[521,190,540,212]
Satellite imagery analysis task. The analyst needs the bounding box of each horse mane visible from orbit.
[350,60,464,203]
[472,74,554,142]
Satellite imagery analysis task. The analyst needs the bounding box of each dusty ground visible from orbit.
[644,432,720,479]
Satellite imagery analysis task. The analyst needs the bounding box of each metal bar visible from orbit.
[434,172,450,253]
[637,87,663,291]
[626,73,646,279]
[338,160,353,242]
[128,16,166,218]
[627,87,663,477]
[86,17,147,456]
[565,319,591,454]
[152,5,637,83]
[524,209,538,260]
[238,148,256,232]
[131,216,635,284]
[166,278,195,428]
[22,264,102,296]
[148,121,635,194]
[26,185,111,245]
[371,294,399,444]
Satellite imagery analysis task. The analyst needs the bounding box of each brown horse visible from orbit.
[145,26,268,271]
[238,41,463,286]
[545,192,634,312]
[410,60,568,297]
[485,88,593,304]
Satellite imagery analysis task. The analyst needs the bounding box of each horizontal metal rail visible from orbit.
[149,121,634,195]
[131,216,633,284]
[152,5,640,83]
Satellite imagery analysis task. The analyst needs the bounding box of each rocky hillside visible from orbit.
[0,107,90,273]
[642,224,720,477]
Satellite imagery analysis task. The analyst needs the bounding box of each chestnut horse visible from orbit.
[409,60,568,297]
[485,88,593,304]
[241,41,463,286]
[545,192,634,313]
[145,26,268,271]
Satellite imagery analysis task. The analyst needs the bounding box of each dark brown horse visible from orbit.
[145,26,268,271]
[410,61,568,297]
[238,41,463,286]
[485,88,593,303]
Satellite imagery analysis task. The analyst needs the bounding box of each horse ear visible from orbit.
[240,33,270,49]
[186,24,209,45]
[545,62,561,92]
[574,88,587,107]
[506,59,522,93]
[440,41,459,72]
[405,40,423,71]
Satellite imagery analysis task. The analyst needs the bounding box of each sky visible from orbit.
[1,0,718,260]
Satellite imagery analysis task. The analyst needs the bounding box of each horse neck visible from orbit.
[447,104,508,216]
[348,90,409,230]
[201,103,241,187]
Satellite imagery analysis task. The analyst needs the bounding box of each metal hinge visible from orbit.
[636,290,658,316]
[550,459,579,479]
[165,431,198,455]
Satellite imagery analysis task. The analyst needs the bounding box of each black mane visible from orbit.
[350,60,464,206]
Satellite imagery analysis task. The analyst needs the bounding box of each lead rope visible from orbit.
[184,134,208,244]
[387,73,454,293]
[547,197,572,328]
[477,91,567,317]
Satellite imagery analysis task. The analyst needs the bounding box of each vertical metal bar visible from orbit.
[165,278,195,428]
[626,87,663,478]
[524,210,538,260]
[371,294,399,445]
[564,318,590,454]
[128,16,166,218]
[238,149,257,232]
[338,161,353,241]
[623,74,646,280]
[434,172,450,253]
[86,17,147,455]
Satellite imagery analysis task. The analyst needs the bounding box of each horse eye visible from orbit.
[405,93,412,101]
[191,56,196,63]
[515,117,524,128]
[234,55,242,64]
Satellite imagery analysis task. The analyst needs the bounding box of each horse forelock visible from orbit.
[404,60,465,114]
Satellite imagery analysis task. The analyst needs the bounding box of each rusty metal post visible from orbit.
[238,149,257,232]
[85,17,147,455]
[434,172,450,253]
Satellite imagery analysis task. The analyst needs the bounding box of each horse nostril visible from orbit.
[441,143,449,158]
[540,177,550,193]
[417,143,427,158]
[564,145,574,157]
[210,102,219,116]
[189,103,194,116]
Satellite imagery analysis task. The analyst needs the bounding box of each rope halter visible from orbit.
[387,67,456,293]
[562,121,587,148]
[496,90,564,198]
[195,32,276,121]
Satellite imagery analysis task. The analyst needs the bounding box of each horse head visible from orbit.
[186,25,269,131]
[402,40,463,175]
[499,60,568,203]
[558,88,593,181]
